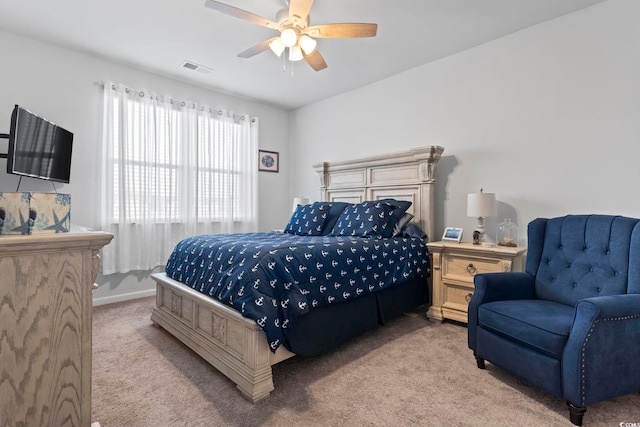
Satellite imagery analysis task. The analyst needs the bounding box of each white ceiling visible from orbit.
[0,0,606,110]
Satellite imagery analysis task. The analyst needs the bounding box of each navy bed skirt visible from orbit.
[282,277,428,357]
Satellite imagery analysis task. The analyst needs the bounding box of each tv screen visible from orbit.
[7,105,73,183]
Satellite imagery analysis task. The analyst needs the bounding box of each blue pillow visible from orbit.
[284,202,332,235]
[329,200,398,238]
[392,213,414,237]
[375,198,413,238]
[379,198,412,228]
[321,202,350,235]
[402,223,427,240]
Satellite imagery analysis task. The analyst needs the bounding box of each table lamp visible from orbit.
[467,188,497,246]
[292,196,309,212]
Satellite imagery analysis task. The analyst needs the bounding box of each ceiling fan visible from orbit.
[204,0,378,71]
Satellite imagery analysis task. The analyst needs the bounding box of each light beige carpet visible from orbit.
[92,297,639,426]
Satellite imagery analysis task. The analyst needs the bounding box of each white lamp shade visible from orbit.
[467,192,497,218]
[299,35,317,55]
[292,197,309,212]
[269,37,285,56]
[280,28,298,48]
[289,45,303,61]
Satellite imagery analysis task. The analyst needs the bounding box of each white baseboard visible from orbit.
[92,289,156,306]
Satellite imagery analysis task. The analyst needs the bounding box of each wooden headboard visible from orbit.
[313,146,444,242]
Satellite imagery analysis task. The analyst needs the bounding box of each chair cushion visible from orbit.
[478,300,575,358]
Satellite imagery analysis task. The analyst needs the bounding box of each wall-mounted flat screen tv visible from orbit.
[7,105,73,183]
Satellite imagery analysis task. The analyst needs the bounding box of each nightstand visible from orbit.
[427,241,526,323]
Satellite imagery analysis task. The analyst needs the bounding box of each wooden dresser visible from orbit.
[427,241,526,323]
[0,230,113,427]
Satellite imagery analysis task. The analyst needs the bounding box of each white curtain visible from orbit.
[100,82,258,275]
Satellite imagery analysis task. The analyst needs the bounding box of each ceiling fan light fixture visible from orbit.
[289,45,303,61]
[280,28,298,48]
[299,34,317,55]
[269,37,285,56]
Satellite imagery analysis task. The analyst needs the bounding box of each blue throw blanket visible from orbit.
[165,232,429,352]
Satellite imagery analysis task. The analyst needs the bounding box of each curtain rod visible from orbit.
[94,81,255,122]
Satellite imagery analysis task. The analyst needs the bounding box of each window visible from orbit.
[100,83,258,274]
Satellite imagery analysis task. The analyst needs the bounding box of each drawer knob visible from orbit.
[465,293,473,303]
[467,263,478,275]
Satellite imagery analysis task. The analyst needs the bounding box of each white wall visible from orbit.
[0,30,292,304]
[289,0,640,245]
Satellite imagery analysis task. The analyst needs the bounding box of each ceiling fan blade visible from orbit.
[305,23,377,39]
[303,49,328,71]
[289,0,314,23]
[204,0,279,30]
[238,37,279,58]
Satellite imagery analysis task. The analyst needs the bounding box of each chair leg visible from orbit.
[567,401,586,426]
[475,356,485,369]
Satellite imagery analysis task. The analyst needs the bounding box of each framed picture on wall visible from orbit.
[258,150,279,173]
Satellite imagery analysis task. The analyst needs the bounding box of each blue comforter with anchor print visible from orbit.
[165,232,429,352]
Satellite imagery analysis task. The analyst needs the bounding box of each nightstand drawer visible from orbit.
[443,282,475,309]
[442,254,503,283]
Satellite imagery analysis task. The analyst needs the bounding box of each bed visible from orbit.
[150,146,444,402]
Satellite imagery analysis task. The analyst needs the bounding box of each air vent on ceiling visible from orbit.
[182,60,214,74]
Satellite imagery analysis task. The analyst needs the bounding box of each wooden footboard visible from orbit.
[150,272,295,403]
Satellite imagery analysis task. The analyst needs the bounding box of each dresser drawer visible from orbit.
[442,253,503,284]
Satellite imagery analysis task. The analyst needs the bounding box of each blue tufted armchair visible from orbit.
[468,215,640,425]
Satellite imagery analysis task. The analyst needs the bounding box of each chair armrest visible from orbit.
[563,294,640,406]
[471,272,536,304]
[467,272,536,351]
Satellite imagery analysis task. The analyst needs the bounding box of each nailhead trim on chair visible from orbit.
[580,314,640,405]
